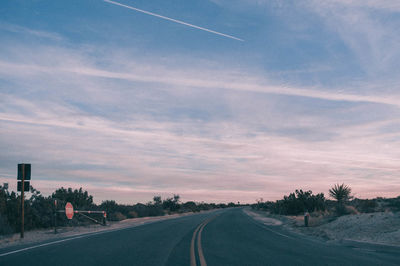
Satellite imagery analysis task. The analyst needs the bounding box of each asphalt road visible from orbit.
[0,208,399,265]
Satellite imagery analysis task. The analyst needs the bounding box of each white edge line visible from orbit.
[243,210,292,239]
[0,218,165,257]
[253,221,292,239]
[0,234,92,257]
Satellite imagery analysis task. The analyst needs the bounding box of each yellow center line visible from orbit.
[190,215,220,266]
[190,220,204,266]
[197,221,208,266]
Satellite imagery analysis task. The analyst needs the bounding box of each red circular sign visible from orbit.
[65,202,74,220]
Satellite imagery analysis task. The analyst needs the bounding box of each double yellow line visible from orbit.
[190,215,218,266]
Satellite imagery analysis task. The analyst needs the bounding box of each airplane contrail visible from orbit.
[103,0,244,42]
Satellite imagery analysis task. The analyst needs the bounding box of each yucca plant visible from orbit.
[329,183,352,203]
[329,183,352,215]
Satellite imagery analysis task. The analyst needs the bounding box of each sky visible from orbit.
[0,0,400,204]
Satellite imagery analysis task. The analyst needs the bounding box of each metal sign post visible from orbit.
[21,165,24,239]
[17,163,31,239]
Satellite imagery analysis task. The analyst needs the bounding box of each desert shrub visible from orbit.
[270,190,326,215]
[252,200,275,211]
[25,192,54,229]
[385,197,400,211]
[182,201,198,212]
[357,199,377,213]
[310,210,329,217]
[335,203,347,215]
[100,200,119,215]
[162,195,181,213]
[52,187,94,210]
[127,211,138,218]
[110,212,126,221]
[0,213,13,235]
[345,205,359,215]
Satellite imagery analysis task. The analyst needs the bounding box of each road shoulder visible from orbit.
[244,208,400,253]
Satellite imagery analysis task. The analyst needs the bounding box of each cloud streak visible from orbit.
[0,23,63,41]
[103,0,244,41]
[1,60,399,108]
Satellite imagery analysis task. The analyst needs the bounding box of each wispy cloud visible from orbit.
[1,60,400,107]
[316,0,400,12]
[0,23,63,41]
[308,0,400,78]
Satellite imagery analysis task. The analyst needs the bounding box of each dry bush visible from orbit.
[310,210,330,218]
[308,216,327,227]
[345,205,359,215]
[127,211,138,218]
[113,212,127,221]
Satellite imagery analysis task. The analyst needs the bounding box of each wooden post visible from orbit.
[54,199,57,234]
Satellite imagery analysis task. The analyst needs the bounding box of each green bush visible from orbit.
[0,213,13,235]
[356,199,377,213]
[269,190,326,215]
[387,197,400,211]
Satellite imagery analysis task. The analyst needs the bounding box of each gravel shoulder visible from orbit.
[246,208,400,247]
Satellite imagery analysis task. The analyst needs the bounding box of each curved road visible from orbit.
[0,208,398,265]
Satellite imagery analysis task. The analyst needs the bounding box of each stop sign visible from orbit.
[65,202,74,220]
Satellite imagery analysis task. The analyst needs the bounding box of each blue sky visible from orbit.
[1,0,400,203]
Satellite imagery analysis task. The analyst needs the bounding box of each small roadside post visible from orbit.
[304,211,310,227]
[54,199,58,234]
[17,163,31,239]
[103,211,107,226]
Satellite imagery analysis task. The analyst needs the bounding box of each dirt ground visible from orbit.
[247,209,400,246]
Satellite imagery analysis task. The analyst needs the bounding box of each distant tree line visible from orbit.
[0,185,235,236]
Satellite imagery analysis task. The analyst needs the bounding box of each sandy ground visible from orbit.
[243,209,282,226]
[247,209,400,247]
[0,210,215,250]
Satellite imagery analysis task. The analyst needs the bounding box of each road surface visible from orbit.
[0,208,399,265]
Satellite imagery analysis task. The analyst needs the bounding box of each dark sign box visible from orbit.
[17,164,31,180]
[17,181,30,192]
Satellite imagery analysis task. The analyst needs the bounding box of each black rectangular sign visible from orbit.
[17,181,30,192]
[17,164,31,180]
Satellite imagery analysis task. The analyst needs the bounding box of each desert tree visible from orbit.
[153,196,162,206]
